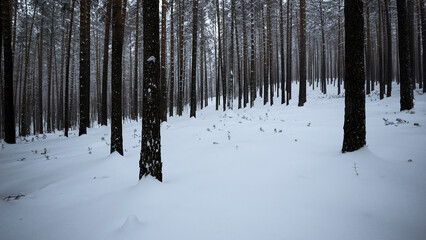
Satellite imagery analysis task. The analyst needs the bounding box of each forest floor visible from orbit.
[1,83,426,240]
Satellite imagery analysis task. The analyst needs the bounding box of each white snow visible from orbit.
[1,83,426,240]
[147,56,156,62]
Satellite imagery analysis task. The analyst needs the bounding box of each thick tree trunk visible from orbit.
[397,0,414,110]
[342,0,366,152]
[298,0,306,106]
[190,0,199,118]
[110,0,124,155]
[140,0,162,182]
[79,0,91,136]
[421,0,426,93]
[2,0,16,143]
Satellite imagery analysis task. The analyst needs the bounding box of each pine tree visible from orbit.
[397,0,414,110]
[420,0,426,93]
[298,0,307,107]
[79,0,91,136]
[140,0,162,181]
[169,0,175,116]
[190,0,199,118]
[342,0,366,152]
[101,0,112,126]
[160,0,168,121]
[65,0,76,137]
[1,0,16,144]
[110,0,124,155]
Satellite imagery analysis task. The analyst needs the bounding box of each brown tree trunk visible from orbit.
[79,0,91,135]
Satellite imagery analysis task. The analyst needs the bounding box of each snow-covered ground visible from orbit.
[1,83,426,240]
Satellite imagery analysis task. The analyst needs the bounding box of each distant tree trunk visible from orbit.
[228,0,235,110]
[342,0,366,153]
[140,0,162,182]
[190,0,199,118]
[216,0,222,110]
[384,0,392,97]
[267,0,273,106]
[160,0,168,121]
[234,5,242,109]
[177,0,185,116]
[319,0,326,94]
[47,3,55,133]
[200,10,205,109]
[407,0,416,89]
[65,0,76,137]
[110,0,124,155]
[131,0,140,121]
[101,0,112,126]
[2,0,16,143]
[169,0,175,116]
[79,0,91,136]
[397,0,414,110]
[298,0,306,107]
[337,0,342,95]
[378,0,385,100]
[280,0,285,104]
[37,3,45,134]
[250,0,256,107]
[421,0,426,93]
[365,4,371,95]
[242,0,249,108]
[263,8,268,105]
[286,0,292,104]
[221,0,227,111]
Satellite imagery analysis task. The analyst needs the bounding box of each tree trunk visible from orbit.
[384,0,392,97]
[160,0,168,121]
[298,0,306,106]
[250,0,256,107]
[280,0,285,104]
[79,0,91,135]
[37,3,45,134]
[2,0,16,143]
[421,0,426,93]
[190,0,198,118]
[169,0,175,116]
[140,0,162,182]
[342,0,366,152]
[65,0,76,137]
[286,0,292,104]
[110,0,124,155]
[397,0,414,110]
[101,0,112,126]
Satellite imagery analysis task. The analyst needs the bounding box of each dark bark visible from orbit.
[65,0,76,137]
[1,0,16,143]
[421,0,426,93]
[384,0,392,97]
[397,0,414,110]
[110,0,124,155]
[342,0,366,152]
[242,0,249,108]
[140,0,162,182]
[169,0,175,116]
[132,0,140,121]
[286,0,292,104]
[37,3,44,134]
[79,0,91,136]
[160,0,168,121]
[250,0,256,107]
[190,0,199,118]
[101,0,112,126]
[298,0,306,106]
[280,0,285,104]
